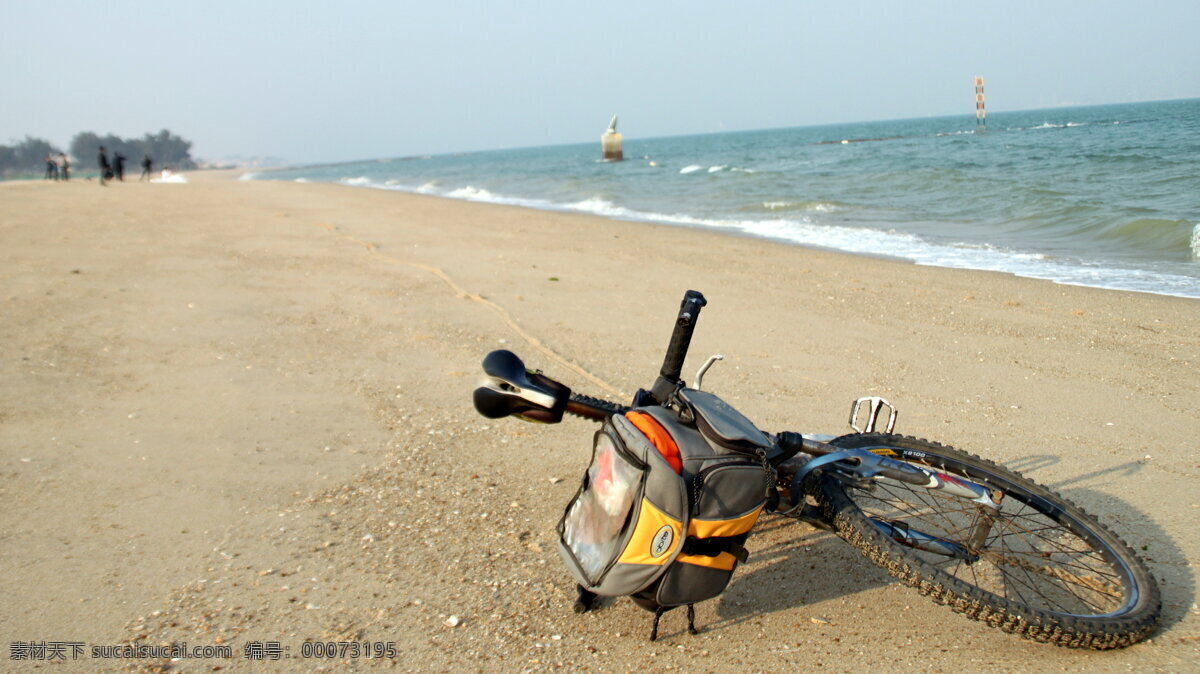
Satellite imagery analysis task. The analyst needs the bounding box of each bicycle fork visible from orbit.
[790,441,1004,559]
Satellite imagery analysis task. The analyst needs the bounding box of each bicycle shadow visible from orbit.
[1006,454,1193,635]
[697,515,895,634]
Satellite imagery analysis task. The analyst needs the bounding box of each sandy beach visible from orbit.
[1,174,1196,671]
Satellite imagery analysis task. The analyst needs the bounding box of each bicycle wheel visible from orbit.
[807,433,1161,649]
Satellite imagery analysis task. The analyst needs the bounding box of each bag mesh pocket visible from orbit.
[562,431,644,582]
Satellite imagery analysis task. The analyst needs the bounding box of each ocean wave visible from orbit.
[446,185,498,200]
[678,164,754,175]
[761,201,842,213]
[439,185,555,210]
[416,181,439,193]
[566,197,631,218]
[1093,218,1199,255]
[237,172,258,181]
[335,176,416,192]
[1019,121,1090,132]
[1192,224,1200,261]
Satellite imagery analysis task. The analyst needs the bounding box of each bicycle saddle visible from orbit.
[474,350,571,423]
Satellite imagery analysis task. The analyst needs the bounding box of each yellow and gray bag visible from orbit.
[558,391,776,640]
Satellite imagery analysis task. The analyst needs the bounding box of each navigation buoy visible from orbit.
[601,115,623,161]
[975,76,987,129]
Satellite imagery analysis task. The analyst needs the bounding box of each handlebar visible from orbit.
[650,289,707,403]
[565,393,629,421]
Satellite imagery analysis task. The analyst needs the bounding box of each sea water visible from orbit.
[256,99,1200,299]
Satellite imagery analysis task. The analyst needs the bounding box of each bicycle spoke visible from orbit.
[981,512,1123,612]
[966,507,1117,612]
[844,458,1129,616]
[812,434,1159,647]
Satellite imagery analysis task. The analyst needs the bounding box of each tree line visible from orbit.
[0,129,196,178]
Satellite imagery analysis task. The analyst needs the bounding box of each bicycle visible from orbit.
[473,290,1161,649]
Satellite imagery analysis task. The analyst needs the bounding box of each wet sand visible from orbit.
[1,174,1196,671]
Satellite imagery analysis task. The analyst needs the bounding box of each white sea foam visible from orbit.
[762,201,838,213]
[1025,121,1088,131]
[678,164,753,175]
[1191,223,1200,261]
[440,185,555,210]
[447,185,497,200]
[331,176,415,193]
[715,217,1199,298]
[237,172,259,181]
[542,200,1200,299]
[294,178,309,183]
[566,197,629,217]
[315,174,551,209]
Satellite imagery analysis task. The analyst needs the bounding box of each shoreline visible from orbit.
[239,174,1200,301]
[1,175,1195,670]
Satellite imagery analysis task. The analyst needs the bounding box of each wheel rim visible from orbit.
[843,455,1139,620]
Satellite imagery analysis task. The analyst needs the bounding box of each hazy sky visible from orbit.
[3,1,1197,164]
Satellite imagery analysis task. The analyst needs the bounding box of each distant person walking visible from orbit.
[45,154,59,181]
[58,153,69,181]
[140,155,153,181]
[113,152,126,182]
[98,146,110,186]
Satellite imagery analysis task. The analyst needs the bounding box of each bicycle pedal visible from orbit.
[849,396,897,434]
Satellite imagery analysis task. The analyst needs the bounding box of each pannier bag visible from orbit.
[558,396,775,639]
